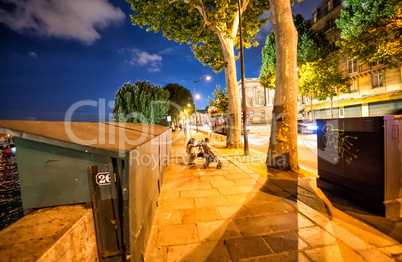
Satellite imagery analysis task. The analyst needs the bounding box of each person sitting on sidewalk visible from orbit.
[182,138,197,165]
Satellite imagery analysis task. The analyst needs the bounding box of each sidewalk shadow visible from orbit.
[176,176,334,261]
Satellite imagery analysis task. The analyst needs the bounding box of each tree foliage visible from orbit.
[299,59,351,100]
[127,0,269,72]
[113,81,170,124]
[260,14,330,89]
[336,0,402,65]
[163,83,193,122]
[208,85,229,113]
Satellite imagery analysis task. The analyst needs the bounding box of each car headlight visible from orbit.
[306,124,318,130]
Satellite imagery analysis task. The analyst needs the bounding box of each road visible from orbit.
[245,124,318,173]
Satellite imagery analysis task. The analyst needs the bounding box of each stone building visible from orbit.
[237,78,275,124]
[237,78,308,123]
[309,0,402,119]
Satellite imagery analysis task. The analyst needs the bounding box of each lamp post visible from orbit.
[238,0,249,155]
[193,75,211,133]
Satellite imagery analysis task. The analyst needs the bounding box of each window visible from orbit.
[350,80,358,93]
[248,97,253,106]
[372,74,383,88]
[326,18,335,30]
[327,0,333,11]
[312,10,318,23]
[347,58,358,74]
[257,90,264,106]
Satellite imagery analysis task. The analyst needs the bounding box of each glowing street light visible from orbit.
[193,75,211,133]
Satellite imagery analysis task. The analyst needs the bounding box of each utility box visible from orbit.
[0,121,171,261]
[384,116,402,221]
[317,116,402,220]
[317,117,385,216]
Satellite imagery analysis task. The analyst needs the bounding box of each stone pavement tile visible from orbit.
[244,200,296,216]
[304,243,366,262]
[144,245,167,262]
[235,213,314,236]
[247,191,287,203]
[159,190,180,201]
[158,198,195,211]
[199,175,215,182]
[197,220,241,241]
[213,175,228,181]
[262,182,286,193]
[156,224,199,246]
[224,173,252,180]
[182,207,221,223]
[234,178,258,186]
[225,194,249,205]
[218,205,251,219]
[358,248,395,262]
[210,180,237,188]
[324,221,371,251]
[174,181,212,191]
[195,196,230,207]
[208,170,230,175]
[240,252,311,262]
[194,197,212,208]
[166,240,230,262]
[225,236,273,260]
[218,185,260,195]
[297,227,338,248]
[180,188,221,198]
[262,231,308,253]
[209,195,230,206]
[154,210,182,226]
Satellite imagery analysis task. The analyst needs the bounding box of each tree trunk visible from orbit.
[266,0,299,171]
[221,38,242,148]
[330,95,333,119]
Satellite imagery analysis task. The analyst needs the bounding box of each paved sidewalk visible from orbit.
[144,131,402,261]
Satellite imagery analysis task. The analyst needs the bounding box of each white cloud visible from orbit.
[0,0,125,45]
[121,48,163,73]
[158,48,174,55]
[28,51,38,58]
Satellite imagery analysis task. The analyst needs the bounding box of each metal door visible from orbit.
[89,159,125,262]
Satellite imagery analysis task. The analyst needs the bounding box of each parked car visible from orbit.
[297,120,318,134]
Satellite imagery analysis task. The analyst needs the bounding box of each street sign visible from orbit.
[96,172,111,186]
[167,116,171,122]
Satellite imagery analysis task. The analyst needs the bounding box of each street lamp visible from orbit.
[193,75,211,133]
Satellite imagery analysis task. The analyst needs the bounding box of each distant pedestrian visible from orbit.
[184,124,187,136]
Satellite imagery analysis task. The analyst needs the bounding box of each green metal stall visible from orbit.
[0,120,171,262]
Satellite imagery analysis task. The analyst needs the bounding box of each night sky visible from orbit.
[0,0,322,122]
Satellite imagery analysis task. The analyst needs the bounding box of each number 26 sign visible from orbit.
[96,172,112,186]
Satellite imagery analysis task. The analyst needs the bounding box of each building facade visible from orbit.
[309,0,402,119]
[237,78,275,124]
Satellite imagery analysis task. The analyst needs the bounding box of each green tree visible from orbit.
[163,83,193,123]
[260,14,330,89]
[113,81,170,124]
[127,0,270,148]
[336,0,402,69]
[299,60,351,118]
[208,85,229,113]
